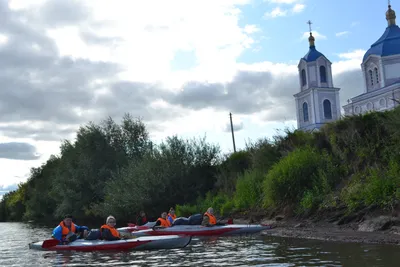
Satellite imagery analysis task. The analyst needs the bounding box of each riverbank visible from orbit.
[232,206,400,245]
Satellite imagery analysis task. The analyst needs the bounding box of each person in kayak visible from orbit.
[136,210,148,226]
[167,208,176,224]
[153,212,172,229]
[100,215,121,241]
[202,207,218,227]
[52,214,89,244]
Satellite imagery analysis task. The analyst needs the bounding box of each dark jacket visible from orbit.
[100,228,121,241]
[136,216,147,226]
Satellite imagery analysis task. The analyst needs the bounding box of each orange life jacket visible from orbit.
[59,221,77,240]
[168,213,176,221]
[100,224,121,238]
[157,217,171,227]
[204,212,217,225]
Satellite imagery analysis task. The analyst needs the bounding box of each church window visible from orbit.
[380,98,386,107]
[319,65,327,83]
[323,99,332,119]
[374,67,379,83]
[301,69,307,86]
[303,102,309,122]
[369,70,374,86]
[367,102,373,111]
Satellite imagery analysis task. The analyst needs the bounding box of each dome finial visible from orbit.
[386,0,396,26]
[307,20,315,47]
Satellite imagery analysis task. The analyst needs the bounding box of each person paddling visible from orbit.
[100,215,121,241]
[153,212,171,229]
[167,208,177,224]
[52,214,89,244]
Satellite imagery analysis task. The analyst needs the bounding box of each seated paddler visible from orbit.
[153,212,171,229]
[100,215,121,241]
[52,214,89,244]
[136,210,148,226]
[202,207,219,227]
[167,207,177,224]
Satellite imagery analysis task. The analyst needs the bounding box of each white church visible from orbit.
[294,3,400,131]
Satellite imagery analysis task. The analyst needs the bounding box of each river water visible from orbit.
[0,222,399,266]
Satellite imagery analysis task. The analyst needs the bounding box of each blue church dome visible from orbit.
[363,5,400,62]
[363,25,400,62]
[303,45,325,62]
[302,32,326,62]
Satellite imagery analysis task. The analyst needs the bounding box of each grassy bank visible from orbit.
[1,107,400,227]
[176,107,400,223]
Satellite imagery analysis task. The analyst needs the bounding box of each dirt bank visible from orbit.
[231,206,400,245]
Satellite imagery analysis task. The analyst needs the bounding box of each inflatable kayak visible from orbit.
[28,234,192,251]
[118,224,273,237]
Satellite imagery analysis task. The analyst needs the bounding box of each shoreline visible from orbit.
[232,208,400,245]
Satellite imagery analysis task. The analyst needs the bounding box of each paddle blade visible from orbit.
[42,239,60,248]
[128,223,136,227]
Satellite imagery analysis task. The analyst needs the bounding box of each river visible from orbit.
[0,222,399,266]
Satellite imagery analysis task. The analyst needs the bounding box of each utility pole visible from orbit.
[229,112,237,153]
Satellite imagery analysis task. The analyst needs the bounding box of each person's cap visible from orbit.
[106,215,116,223]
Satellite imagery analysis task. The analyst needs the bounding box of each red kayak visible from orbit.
[28,235,192,252]
[118,223,273,237]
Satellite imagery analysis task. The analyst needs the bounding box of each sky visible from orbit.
[0,0,396,195]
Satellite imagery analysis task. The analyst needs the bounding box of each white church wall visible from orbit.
[344,87,400,116]
[384,63,400,80]
[364,57,381,92]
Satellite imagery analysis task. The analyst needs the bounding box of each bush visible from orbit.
[215,150,252,193]
[262,146,340,212]
[341,160,400,211]
[234,169,265,210]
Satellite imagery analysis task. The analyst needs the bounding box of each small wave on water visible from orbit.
[0,222,399,266]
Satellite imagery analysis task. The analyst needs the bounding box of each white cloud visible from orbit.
[292,3,305,13]
[244,24,261,34]
[333,49,366,74]
[264,1,305,18]
[336,31,350,37]
[39,0,256,86]
[0,0,369,194]
[337,49,365,60]
[264,7,288,18]
[266,0,300,4]
[302,31,327,40]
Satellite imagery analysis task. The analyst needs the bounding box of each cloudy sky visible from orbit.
[0,0,394,193]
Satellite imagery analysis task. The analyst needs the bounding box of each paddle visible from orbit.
[42,239,60,248]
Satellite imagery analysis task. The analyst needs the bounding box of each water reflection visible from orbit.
[0,222,399,266]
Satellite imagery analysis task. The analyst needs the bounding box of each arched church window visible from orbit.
[301,69,307,86]
[323,99,332,119]
[380,98,386,107]
[303,102,309,122]
[374,67,379,83]
[320,65,327,83]
[369,70,374,86]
